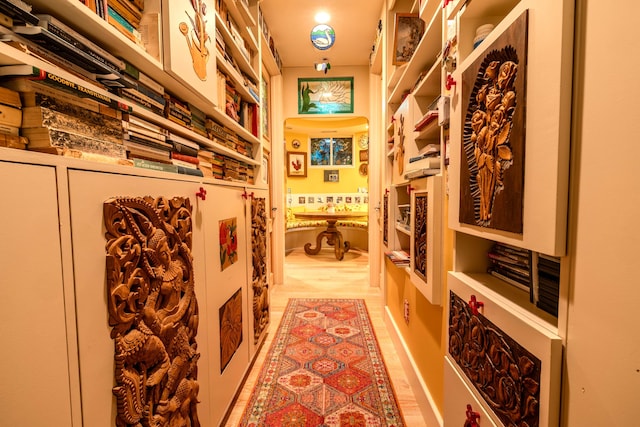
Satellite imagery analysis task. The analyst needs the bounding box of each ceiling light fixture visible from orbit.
[315,11,330,24]
[314,58,331,74]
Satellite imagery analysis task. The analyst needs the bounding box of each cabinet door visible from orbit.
[200,183,250,426]
[447,272,562,427]
[409,175,443,305]
[444,356,499,427]
[0,161,74,426]
[67,170,212,427]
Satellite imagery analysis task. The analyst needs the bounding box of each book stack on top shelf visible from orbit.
[0,84,27,150]
[385,250,410,268]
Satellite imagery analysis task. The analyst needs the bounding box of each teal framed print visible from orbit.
[298,77,354,114]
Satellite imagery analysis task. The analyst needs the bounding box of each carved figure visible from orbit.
[104,196,200,427]
[251,197,269,343]
[180,0,211,80]
[395,114,405,175]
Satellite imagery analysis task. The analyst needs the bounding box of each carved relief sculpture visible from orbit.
[395,114,405,175]
[413,193,428,279]
[459,11,528,233]
[104,196,201,427]
[449,291,542,427]
[180,0,211,80]
[251,197,269,344]
[383,192,389,246]
[220,288,243,372]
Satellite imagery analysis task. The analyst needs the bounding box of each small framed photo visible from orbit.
[287,152,307,177]
[393,13,424,65]
[324,169,339,182]
[298,196,306,204]
[359,150,369,162]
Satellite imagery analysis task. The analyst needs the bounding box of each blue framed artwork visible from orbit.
[298,77,354,114]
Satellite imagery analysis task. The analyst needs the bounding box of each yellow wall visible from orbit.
[385,259,445,415]
[285,128,368,194]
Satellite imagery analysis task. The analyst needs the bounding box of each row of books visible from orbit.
[487,242,560,316]
[0,3,257,158]
[0,68,255,183]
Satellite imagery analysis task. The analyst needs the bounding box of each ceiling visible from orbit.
[258,0,386,69]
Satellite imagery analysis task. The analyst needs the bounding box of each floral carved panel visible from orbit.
[104,196,200,427]
[448,291,542,427]
[220,288,243,372]
[383,192,389,246]
[251,196,269,344]
[459,11,528,233]
[413,193,428,280]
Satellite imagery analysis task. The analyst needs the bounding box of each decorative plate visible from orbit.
[292,139,301,149]
[358,134,369,149]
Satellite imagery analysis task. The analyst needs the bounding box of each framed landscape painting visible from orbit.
[298,77,354,114]
[162,0,217,105]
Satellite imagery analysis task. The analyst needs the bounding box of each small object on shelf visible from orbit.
[473,24,495,49]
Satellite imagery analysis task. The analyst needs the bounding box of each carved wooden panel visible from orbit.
[220,288,243,372]
[459,11,528,233]
[413,193,428,280]
[383,192,389,246]
[448,290,542,427]
[104,196,201,427]
[251,196,269,344]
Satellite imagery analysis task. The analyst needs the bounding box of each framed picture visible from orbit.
[287,151,307,177]
[298,77,354,114]
[393,13,424,65]
[324,170,339,182]
[359,150,369,162]
[161,0,217,104]
[310,137,353,166]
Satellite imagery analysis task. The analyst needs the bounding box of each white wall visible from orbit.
[563,1,640,424]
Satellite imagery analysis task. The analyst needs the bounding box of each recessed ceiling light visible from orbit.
[315,11,330,24]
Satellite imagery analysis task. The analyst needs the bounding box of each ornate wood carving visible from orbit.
[104,196,201,427]
[413,193,428,279]
[449,291,542,427]
[459,11,528,233]
[251,196,269,344]
[220,288,243,372]
[383,192,389,246]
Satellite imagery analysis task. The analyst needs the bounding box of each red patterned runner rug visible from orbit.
[240,298,405,426]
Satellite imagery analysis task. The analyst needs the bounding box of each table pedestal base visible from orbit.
[303,220,351,260]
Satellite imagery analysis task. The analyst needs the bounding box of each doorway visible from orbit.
[282,116,370,269]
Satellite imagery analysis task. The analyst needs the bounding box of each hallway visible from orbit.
[223,247,427,426]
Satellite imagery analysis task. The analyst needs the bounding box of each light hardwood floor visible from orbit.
[222,247,427,426]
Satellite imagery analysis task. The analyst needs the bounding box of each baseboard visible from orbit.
[384,306,444,427]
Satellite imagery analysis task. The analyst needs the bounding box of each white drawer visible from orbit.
[445,356,499,427]
[446,272,563,426]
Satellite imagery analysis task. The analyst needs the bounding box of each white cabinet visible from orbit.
[67,168,214,426]
[0,160,75,426]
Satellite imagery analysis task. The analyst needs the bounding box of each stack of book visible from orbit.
[166,132,200,165]
[188,103,207,138]
[385,250,410,268]
[103,0,144,47]
[414,109,438,132]
[223,156,240,181]
[239,100,259,137]
[0,71,131,165]
[164,94,192,128]
[536,254,560,316]
[3,14,124,88]
[225,82,241,123]
[122,114,171,163]
[116,62,166,116]
[0,84,26,150]
[0,0,39,27]
[404,143,441,179]
[205,117,230,146]
[487,242,532,293]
